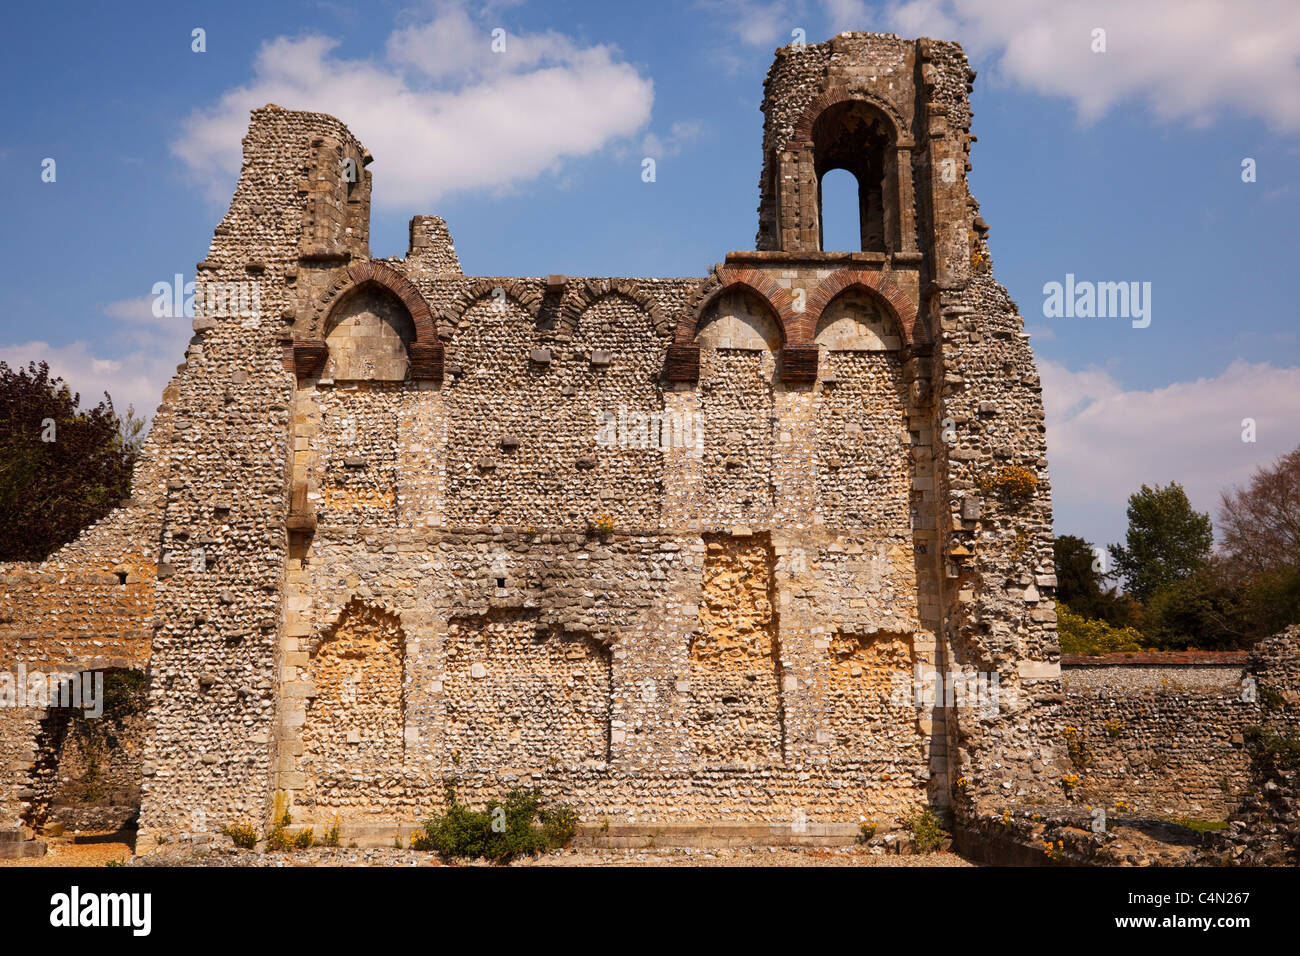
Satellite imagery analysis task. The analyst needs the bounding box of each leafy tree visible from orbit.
[0,361,138,561]
[1054,534,1100,605]
[1108,482,1212,603]
[1211,446,1300,643]
[1053,533,1140,626]
[1219,447,1300,580]
[1238,563,1300,641]
[1143,561,1250,650]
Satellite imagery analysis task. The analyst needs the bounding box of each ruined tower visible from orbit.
[2,34,1067,850]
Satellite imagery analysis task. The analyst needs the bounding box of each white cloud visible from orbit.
[885,0,1300,132]
[101,296,159,324]
[0,298,192,421]
[708,0,799,48]
[0,338,182,423]
[821,0,876,32]
[715,1,1300,132]
[172,4,655,207]
[1041,359,1300,547]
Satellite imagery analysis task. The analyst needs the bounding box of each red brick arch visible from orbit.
[674,267,798,346]
[804,269,922,347]
[298,260,442,381]
[436,278,544,333]
[317,260,437,345]
[559,278,671,338]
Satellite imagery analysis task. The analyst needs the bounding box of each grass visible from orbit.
[1166,817,1230,834]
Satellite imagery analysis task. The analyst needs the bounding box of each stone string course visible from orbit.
[4,33,1293,854]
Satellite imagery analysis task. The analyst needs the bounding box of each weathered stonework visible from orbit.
[1060,654,1259,817]
[4,33,1095,850]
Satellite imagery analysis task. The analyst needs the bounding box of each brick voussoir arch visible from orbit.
[806,268,921,346]
[788,85,912,149]
[433,278,545,338]
[560,278,671,338]
[673,266,798,345]
[314,260,437,344]
[301,260,442,381]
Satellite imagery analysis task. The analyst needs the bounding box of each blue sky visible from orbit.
[2,0,1298,553]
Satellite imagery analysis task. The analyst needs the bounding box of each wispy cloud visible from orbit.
[887,0,1300,132]
[0,297,191,420]
[640,119,706,158]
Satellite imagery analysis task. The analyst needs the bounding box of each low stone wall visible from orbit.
[1061,653,1257,819]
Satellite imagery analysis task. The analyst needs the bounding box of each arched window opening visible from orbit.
[813,102,892,253]
[819,169,862,253]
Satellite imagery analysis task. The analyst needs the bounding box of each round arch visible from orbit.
[805,269,922,347]
[673,267,797,346]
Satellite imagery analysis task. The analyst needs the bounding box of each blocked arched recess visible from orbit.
[323,283,417,380]
[803,269,924,348]
[299,597,407,771]
[666,267,923,384]
[559,278,673,339]
[696,287,787,352]
[433,278,545,338]
[293,260,442,380]
[674,268,796,346]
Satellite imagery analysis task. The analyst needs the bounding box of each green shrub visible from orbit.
[420,785,576,863]
[902,807,947,854]
[1243,726,1300,771]
[1063,726,1092,769]
[978,465,1038,501]
[221,823,259,850]
[265,826,291,852]
[263,800,313,851]
[541,803,577,847]
[1056,602,1146,655]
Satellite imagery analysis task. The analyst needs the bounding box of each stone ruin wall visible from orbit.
[267,266,941,829]
[0,33,1056,844]
[0,385,177,830]
[1060,656,1260,819]
[6,32,1217,847]
[6,32,1299,851]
